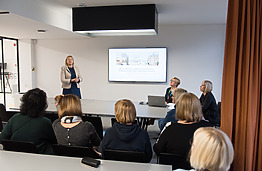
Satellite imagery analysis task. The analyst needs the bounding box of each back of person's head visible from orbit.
[20,88,47,117]
[190,127,234,171]
[57,94,82,118]
[176,93,202,122]
[172,77,180,87]
[203,80,213,92]
[115,99,136,124]
[172,88,187,103]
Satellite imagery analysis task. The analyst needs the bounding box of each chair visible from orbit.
[0,116,3,131]
[0,104,9,122]
[158,153,192,170]
[82,115,103,140]
[44,112,59,123]
[103,149,148,163]
[1,139,38,154]
[52,144,101,159]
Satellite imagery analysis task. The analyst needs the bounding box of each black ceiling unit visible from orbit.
[72,4,158,36]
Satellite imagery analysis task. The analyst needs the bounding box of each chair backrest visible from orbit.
[52,144,100,159]
[0,116,3,131]
[1,139,38,154]
[81,115,103,140]
[103,149,148,163]
[158,153,192,170]
[0,104,9,122]
[44,112,59,123]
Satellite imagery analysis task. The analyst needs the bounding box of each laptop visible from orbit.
[148,95,166,107]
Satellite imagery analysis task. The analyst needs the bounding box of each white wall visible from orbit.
[33,24,225,102]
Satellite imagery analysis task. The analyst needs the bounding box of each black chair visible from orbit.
[82,115,103,140]
[0,104,9,122]
[103,149,148,163]
[158,153,192,170]
[1,139,38,154]
[44,112,59,123]
[52,144,101,159]
[0,116,3,131]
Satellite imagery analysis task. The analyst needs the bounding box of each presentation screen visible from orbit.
[108,48,167,82]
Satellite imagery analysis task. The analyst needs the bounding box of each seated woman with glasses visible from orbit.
[154,93,212,166]
[0,88,57,154]
[99,99,152,162]
[175,127,234,171]
[165,77,181,103]
[52,94,101,147]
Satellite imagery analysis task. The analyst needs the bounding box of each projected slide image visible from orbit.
[109,48,167,82]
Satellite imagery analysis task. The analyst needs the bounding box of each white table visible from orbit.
[0,151,171,171]
[10,98,168,129]
[46,98,168,119]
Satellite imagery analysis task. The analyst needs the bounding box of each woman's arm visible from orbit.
[201,93,214,113]
[75,66,83,83]
[60,66,71,84]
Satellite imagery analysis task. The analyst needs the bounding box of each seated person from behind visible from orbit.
[154,93,212,159]
[99,99,152,162]
[165,77,180,103]
[52,94,101,147]
[175,127,234,171]
[0,88,57,154]
[199,80,220,124]
[158,88,187,131]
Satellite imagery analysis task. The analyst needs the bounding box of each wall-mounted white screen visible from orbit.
[108,48,167,82]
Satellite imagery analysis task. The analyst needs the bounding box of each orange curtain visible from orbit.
[221,0,262,170]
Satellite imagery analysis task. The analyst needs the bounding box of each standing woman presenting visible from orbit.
[61,55,83,99]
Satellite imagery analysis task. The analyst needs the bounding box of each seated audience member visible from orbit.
[165,77,181,103]
[158,88,187,131]
[0,88,57,154]
[200,80,220,124]
[52,94,101,147]
[175,127,234,171]
[99,99,152,162]
[154,93,212,158]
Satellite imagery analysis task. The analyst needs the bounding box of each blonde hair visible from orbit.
[56,94,82,118]
[176,93,203,122]
[203,80,213,92]
[190,127,234,171]
[65,55,74,66]
[115,99,136,124]
[172,88,187,103]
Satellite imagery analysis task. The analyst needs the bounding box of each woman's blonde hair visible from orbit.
[203,80,213,92]
[172,88,187,104]
[65,55,74,66]
[176,93,203,122]
[190,127,234,171]
[56,94,82,118]
[115,99,136,124]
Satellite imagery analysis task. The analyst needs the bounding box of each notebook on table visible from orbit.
[148,95,166,107]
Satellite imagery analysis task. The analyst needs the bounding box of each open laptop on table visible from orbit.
[148,95,166,107]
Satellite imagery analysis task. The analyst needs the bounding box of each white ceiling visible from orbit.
[0,0,228,39]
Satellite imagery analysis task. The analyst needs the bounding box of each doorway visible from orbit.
[0,37,20,108]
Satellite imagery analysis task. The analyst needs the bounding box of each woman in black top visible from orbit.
[154,93,212,158]
[200,80,220,124]
[52,95,101,147]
